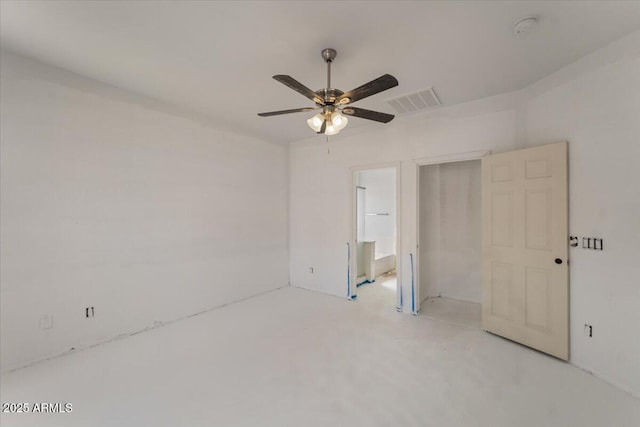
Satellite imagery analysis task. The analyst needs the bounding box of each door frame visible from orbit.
[414,150,491,311]
[349,161,402,310]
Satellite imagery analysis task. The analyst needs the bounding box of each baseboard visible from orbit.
[1,283,288,375]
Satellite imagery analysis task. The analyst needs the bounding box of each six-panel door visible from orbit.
[482,142,569,360]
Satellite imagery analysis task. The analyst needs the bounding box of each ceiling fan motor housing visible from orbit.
[315,88,343,106]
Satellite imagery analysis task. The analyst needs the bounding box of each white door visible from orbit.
[482,142,569,360]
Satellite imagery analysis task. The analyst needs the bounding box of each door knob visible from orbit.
[554,258,563,264]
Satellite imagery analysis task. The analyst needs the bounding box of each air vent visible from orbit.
[387,87,441,115]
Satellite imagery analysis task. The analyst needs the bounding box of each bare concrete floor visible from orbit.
[2,285,639,426]
[421,296,483,330]
[354,272,397,308]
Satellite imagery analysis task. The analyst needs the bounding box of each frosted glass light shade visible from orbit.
[307,111,348,135]
[324,123,339,136]
[307,113,324,132]
[331,111,348,130]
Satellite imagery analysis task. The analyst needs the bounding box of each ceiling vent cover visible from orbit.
[387,87,441,115]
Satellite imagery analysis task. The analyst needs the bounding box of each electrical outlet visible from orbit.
[584,324,593,337]
[85,307,95,318]
[39,315,53,330]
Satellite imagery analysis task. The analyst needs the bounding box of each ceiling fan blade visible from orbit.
[337,74,398,105]
[273,75,325,105]
[342,107,395,123]
[258,107,318,117]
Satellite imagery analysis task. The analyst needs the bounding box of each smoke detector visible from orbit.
[513,16,538,36]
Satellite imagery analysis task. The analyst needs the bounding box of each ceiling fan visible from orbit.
[258,48,399,136]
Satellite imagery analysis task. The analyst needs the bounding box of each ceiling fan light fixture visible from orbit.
[307,113,324,132]
[258,48,398,136]
[324,123,339,136]
[331,111,348,131]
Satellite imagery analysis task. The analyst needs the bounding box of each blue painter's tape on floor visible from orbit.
[356,279,375,287]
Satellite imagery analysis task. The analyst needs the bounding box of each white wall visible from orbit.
[0,51,289,371]
[419,160,482,304]
[419,164,440,301]
[356,168,396,259]
[289,104,518,302]
[522,34,640,396]
[290,31,640,396]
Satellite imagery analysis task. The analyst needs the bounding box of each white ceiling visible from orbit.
[2,1,639,144]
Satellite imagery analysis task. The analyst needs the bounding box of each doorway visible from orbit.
[419,159,483,328]
[351,166,399,309]
[416,143,568,359]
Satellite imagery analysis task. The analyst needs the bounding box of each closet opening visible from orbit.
[418,159,482,328]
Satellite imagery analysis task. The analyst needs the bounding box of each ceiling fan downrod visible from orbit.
[321,48,337,97]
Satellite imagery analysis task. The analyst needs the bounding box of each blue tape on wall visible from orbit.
[410,252,416,314]
[346,242,351,298]
[397,278,403,312]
